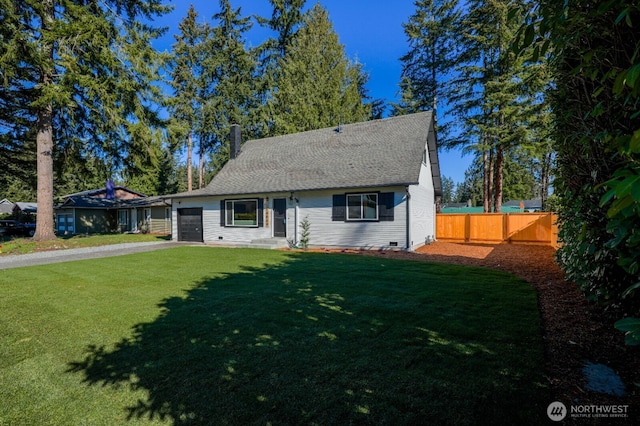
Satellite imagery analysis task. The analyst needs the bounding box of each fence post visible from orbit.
[504,213,509,244]
[465,214,471,242]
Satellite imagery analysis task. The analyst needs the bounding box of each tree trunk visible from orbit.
[540,151,552,211]
[483,148,489,213]
[34,103,56,241]
[487,147,495,212]
[187,130,193,192]
[493,146,504,213]
[198,138,205,189]
[34,0,56,241]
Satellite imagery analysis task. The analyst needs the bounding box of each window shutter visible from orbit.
[220,200,225,227]
[258,198,264,227]
[332,194,346,221]
[378,192,394,221]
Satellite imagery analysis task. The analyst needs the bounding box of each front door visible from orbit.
[273,198,286,238]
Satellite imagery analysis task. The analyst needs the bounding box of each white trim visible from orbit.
[346,193,379,221]
[117,209,128,226]
[225,199,259,227]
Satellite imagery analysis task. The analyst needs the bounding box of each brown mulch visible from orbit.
[313,242,640,421]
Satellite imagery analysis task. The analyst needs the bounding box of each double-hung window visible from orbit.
[347,193,378,220]
[225,199,258,227]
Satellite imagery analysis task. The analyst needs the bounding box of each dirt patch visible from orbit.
[317,242,639,422]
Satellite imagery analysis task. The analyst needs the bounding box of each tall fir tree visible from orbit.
[202,0,259,177]
[393,0,460,120]
[166,5,210,191]
[268,4,370,135]
[257,0,307,62]
[450,0,546,212]
[0,0,169,240]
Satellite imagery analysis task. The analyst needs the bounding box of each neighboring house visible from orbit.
[167,112,442,250]
[13,202,38,217]
[55,186,171,235]
[0,199,14,216]
[503,199,543,212]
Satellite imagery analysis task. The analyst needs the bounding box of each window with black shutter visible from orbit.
[378,192,395,221]
[332,194,346,221]
[332,192,394,222]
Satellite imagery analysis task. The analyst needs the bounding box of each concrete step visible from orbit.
[249,238,289,249]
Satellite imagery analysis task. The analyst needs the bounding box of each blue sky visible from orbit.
[152,0,471,184]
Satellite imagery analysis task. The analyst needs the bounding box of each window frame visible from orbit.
[117,209,129,226]
[225,199,259,227]
[346,193,379,221]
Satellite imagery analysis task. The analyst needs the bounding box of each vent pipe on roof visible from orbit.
[230,124,241,159]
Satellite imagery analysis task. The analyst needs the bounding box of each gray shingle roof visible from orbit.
[55,196,169,210]
[172,112,438,198]
[61,186,147,199]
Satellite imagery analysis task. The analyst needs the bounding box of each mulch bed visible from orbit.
[313,242,639,422]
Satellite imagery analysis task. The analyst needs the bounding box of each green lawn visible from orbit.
[0,247,549,425]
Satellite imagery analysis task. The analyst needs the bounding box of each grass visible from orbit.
[0,247,549,425]
[0,233,168,255]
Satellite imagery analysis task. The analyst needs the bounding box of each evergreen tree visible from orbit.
[257,0,307,61]
[122,129,177,196]
[456,164,484,207]
[393,0,460,119]
[440,175,456,203]
[391,76,424,116]
[449,0,546,212]
[0,0,169,240]
[269,4,371,135]
[202,0,259,176]
[166,5,210,191]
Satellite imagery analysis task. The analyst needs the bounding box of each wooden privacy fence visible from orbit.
[436,213,559,247]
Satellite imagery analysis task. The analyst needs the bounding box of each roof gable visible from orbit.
[175,112,437,197]
[62,186,146,200]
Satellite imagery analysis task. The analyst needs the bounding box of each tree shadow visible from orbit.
[67,251,547,425]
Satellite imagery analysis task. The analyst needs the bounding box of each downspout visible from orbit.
[290,192,299,246]
[294,202,299,246]
[405,186,411,251]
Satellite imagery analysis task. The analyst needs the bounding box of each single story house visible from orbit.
[55,186,171,235]
[167,112,442,250]
[13,202,37,215]
[12,202,38,222]
[0,199,14,216]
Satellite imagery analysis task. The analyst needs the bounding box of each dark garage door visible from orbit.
[178,208,203,242]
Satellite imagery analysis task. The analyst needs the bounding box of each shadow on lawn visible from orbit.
[67,252,547,425]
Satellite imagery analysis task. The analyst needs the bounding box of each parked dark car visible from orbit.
[0,220,35,237]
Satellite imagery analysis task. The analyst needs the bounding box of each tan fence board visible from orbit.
[436,213,558,246]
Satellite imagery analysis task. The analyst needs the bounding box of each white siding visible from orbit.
[408,157,436,251]
[290,187,407,249]
[172,182,437,250]
[173,196,272,243]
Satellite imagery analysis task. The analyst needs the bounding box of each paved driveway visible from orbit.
[0,241,184,270]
